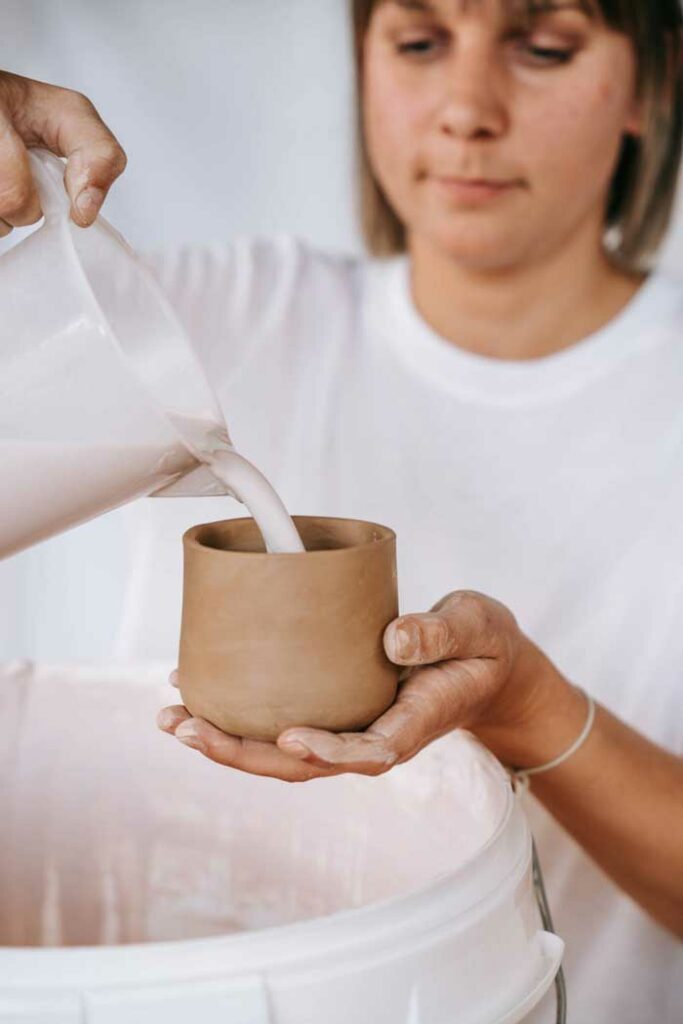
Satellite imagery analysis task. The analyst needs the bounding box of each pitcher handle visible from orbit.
[27,147,73,224]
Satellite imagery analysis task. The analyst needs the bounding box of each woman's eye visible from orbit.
[515,40,575,66]
[396,35,443,58]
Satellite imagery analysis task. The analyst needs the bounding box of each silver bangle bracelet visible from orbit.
[510,688,596,785]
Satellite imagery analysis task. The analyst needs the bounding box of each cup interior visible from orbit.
[189,516,395,555]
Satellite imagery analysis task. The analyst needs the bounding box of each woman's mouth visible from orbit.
[429,175,523,205]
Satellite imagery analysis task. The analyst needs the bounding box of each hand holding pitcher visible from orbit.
[0,69,125,233]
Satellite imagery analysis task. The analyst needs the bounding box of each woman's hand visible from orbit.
[0,70,126,235]
[157,590,572,781]
[158,591,683,934]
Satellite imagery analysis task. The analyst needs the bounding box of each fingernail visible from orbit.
[175,723,205,753]
[394,623,418,659]
[288,736,337,765]
[279,739,311,759]
[156,708,178,732]
[75,187,104,220]
[169,669,180,689]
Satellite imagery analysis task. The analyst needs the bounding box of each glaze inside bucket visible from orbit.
[0,664,564,1024]
[0,663,507,947]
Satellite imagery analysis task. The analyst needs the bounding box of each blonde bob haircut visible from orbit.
[351,0,683,271]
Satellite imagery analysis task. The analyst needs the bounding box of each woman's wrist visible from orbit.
[471,637,589,771]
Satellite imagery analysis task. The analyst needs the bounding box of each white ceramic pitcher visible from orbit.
[0,149,238,560]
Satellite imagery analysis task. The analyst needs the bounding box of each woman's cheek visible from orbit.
[366,100,423,205]
[522,87,627,204]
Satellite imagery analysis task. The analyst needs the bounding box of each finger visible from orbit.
[370,657,496,750]
[171,716,337,783]
[169,668,180,689]
[384,591,516,667]
[157,704,191,734]
[278,726,399,775]
[0,116,41,226]
[63,134,126,225]
[63,129,127,227]
[281,657,495,770]
[24,83,127,226]
[0,217,12,237]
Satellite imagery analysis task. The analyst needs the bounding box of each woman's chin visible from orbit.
[407,216,537,274]
[423,235,533,274]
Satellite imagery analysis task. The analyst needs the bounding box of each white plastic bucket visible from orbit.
[0,663,563,1023]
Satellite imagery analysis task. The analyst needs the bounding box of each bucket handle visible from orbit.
[27,147,73,224]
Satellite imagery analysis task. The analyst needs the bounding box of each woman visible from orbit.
[0,1,681,1019]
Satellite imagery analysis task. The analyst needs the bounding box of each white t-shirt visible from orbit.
[120,236,682,1022]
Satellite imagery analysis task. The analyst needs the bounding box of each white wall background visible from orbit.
[2,0,683,660]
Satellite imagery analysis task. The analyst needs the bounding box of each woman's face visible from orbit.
[362,0,640,271]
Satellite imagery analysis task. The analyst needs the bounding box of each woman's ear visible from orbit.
[624,103,643,139]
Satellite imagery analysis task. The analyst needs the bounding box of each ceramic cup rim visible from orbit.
[183,515,396,560]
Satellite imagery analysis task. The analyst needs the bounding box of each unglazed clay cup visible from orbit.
[178,516,400,741]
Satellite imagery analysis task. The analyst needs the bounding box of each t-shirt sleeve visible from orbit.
[141,235,327,399]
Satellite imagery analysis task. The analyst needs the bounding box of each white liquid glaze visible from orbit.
[205,449,304,554]
[0,440,304,560]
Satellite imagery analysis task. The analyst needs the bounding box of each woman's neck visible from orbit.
[408,226,645,362]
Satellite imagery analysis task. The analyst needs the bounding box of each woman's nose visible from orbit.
[437,49,508,141]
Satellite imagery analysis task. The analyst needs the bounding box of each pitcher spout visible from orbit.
[150,463,237,498]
